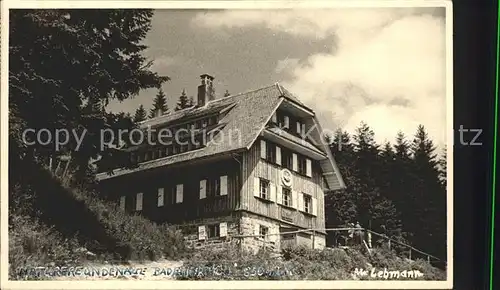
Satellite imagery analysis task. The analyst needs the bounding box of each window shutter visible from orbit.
[220,176,228,196]
[200,179,207,199]
[312,197,318,216]
[254,224,260,236]
[119,196,126,211]
[157,188,164,207]
[298,193,304,212]
[254,177,261,198]
[176,184,183,203]
[284,116,290,129]
[198,225,206,240]
[260,140,267,159]
[276,146,282,165]
[276,186,283,204]
[292,153,298,171]
[270,183,276,202]
[271,113,277,123]
[291,190,298,209]
[220,222,228,238]
[296,122,301,134]
[306,159,312,177]
[136,193,143,211]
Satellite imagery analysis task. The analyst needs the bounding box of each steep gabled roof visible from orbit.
[96,83,345,190]
[96,84,283,180]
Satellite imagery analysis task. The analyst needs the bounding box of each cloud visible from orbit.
[275,58,300,73]
[150,56,181,73]
[193,8,447,148]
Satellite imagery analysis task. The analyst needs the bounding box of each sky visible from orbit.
[108,7,447,149]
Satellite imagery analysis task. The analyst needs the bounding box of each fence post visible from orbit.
[409,248,412,260]
[427,255,430,263]
[388,239,391,251]
[312,229,315,249]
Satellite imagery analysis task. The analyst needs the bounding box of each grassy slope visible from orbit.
[9,161,189,279]
[9,162,445,281]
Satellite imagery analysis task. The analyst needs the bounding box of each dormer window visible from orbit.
[277,111,290,130]
[296,121,304,135]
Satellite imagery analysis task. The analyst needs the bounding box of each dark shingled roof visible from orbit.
[96,83,346,190]
[97,83,285,180]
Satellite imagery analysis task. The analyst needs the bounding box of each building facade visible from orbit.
[96,74,346,252]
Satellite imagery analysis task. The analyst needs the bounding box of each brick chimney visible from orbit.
[197,74,215,107]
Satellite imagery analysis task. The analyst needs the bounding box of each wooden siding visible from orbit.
[100,157,241,224]
[241,139,326,232]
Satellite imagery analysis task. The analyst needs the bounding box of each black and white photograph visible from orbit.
[1,0,453,289]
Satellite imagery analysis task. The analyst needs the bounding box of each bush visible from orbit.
[178,244,446,280]
[8,161,190,278]
[70,187,189,261]
[9,214,86,280]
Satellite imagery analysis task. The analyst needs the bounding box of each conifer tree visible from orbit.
[390,131,417,242]
[175,89,191,111]
[352,122,401,237]
[149,88,169,118]
[410,125,446,258]
[223,90,230,97]
[8,9,169,181]
[325,130,358,246]
[133,105,147,123]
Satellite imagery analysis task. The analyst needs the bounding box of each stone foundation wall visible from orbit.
[175,214,239,250]
[239,212,281,254]
[313,234,326,250]
[172,211,327,253]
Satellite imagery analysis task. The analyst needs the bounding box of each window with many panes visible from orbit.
[208,177,221,197]
[259,179,270,200]
[298,156,307,175]
[303,194,312,214]
[207,224,220,238]
[266,142,276,163]
[259,225,269,239]
[281,148,293,170]
[282,187,292,207]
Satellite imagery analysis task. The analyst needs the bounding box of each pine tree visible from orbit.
[410,125,446,259]
[223,90,230,97]
[395,131,411,159]
[390,131,417,243]
[9,9,168,181]
[353,122,380,184]
[325,130,358,246]
[175,89,191,111]
[149,88,169,118]
[133,105,147,123]
[351,122,401,237]
[188,96,195,107]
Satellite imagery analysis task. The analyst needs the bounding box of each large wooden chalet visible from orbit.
[96,74,346,251]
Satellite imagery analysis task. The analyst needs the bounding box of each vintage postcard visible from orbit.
[0,0,453,289]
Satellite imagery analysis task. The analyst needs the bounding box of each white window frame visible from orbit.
[157,188,164,207]
[282,187,292,207]
[259,179,269,200]
[303,193,312,214]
